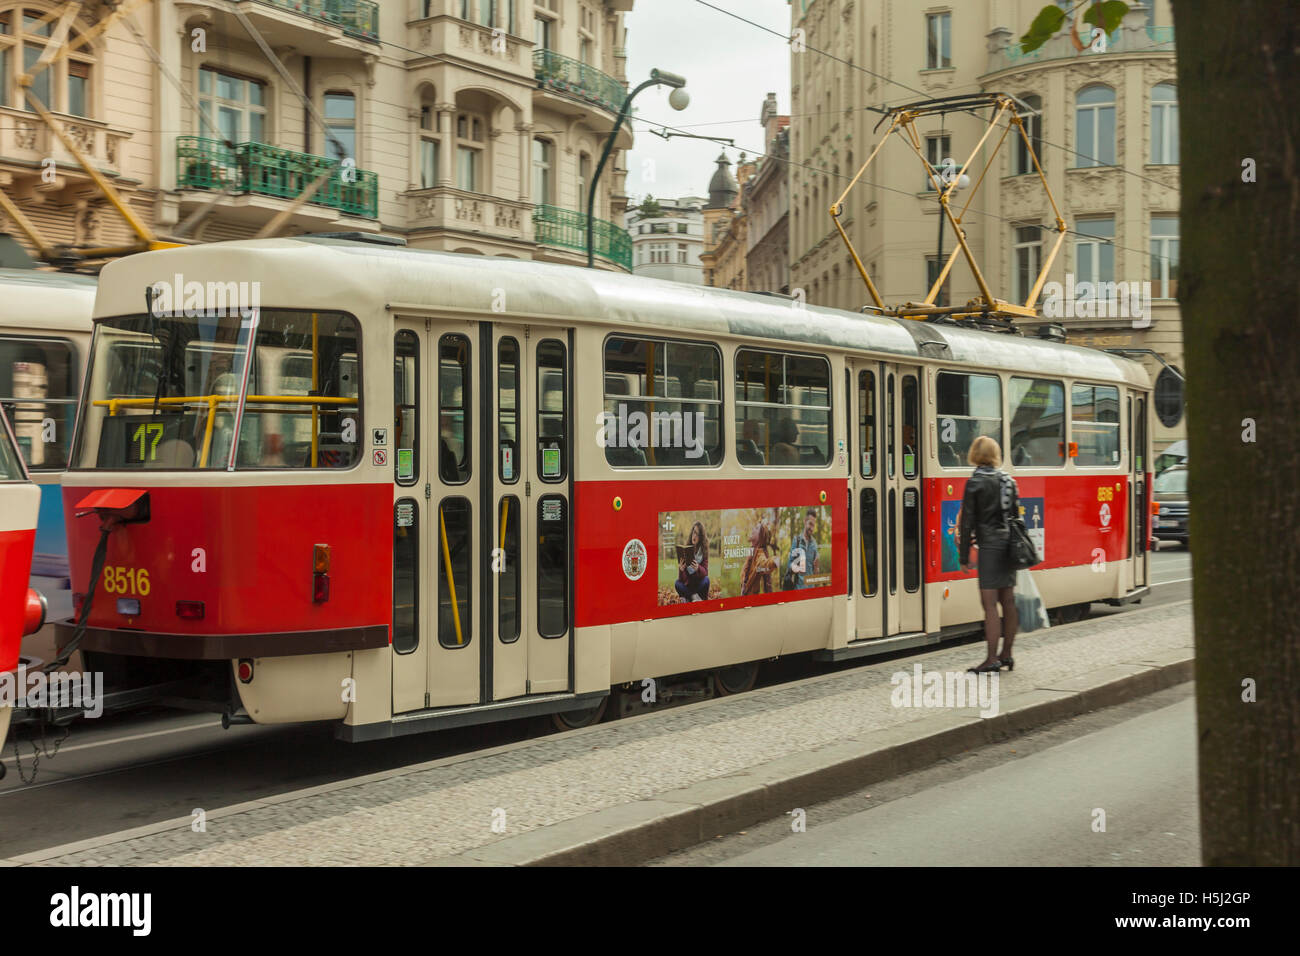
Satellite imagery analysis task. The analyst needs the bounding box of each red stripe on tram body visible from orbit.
[0,528,36,673]
[927,474,1130,582]
[62,484,392,638]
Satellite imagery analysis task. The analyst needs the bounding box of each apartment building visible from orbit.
[625,194,705,283]
[789,0,1184,450]
[0,0,636,271]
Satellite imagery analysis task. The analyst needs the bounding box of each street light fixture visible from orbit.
[586,68,688,268]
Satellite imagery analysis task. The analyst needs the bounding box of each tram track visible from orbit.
[0,555,1190,858]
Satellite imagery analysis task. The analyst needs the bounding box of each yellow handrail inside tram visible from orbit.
[439,506,465,646]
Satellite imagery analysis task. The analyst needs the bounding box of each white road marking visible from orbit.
[0,718,222,767]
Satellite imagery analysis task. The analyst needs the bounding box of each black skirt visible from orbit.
[977,540,1016,590]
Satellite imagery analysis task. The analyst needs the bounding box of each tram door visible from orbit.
[849,362,924,640]
[490,326,571,700]
[391,320,483,712]
[1131,395,1148,588]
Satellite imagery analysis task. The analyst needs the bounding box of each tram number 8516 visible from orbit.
[102,565,151,596]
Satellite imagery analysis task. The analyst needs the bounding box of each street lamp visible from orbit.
[586,68,689,268]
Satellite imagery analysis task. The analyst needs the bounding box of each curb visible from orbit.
[437,651,1195,866]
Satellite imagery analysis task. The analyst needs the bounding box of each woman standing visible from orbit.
[958,436,1019,673]
[675,521,711,602]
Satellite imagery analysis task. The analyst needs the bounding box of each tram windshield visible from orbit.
[74,310,360,470]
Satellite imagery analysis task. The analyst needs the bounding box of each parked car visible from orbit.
[1152,464,1189,548]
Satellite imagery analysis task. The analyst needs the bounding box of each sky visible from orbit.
[622,0,793,204]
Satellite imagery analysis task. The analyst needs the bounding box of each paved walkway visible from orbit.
[14,600,1194,866]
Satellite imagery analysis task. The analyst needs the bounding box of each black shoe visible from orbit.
[999,657,1015,671]
[968,661,1002,674]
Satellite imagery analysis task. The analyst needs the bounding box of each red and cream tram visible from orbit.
[58,236,1151,739]
[0,406,50,770]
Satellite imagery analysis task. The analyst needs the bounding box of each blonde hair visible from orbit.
[968,435,1002,467]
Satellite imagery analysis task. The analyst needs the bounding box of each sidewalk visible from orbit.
[9,600,1194,867]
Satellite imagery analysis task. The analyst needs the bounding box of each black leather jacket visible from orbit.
[958,466,1018,565]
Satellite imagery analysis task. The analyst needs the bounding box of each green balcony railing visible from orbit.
[533,48,627,115]
[533,204,632,271]
[988,23,1174,73]
[257,0,379,41]
[177,137,379,219]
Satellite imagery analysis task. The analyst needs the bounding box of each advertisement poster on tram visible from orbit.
[657,506,832,605]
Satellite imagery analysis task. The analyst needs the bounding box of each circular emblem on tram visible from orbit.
[622,538,648,581]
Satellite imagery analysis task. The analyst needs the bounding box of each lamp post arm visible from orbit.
[587,77,662,268]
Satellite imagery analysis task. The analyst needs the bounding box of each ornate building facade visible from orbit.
[0,0,637,271]
[744,92,790,295]
[789,0,1184,451]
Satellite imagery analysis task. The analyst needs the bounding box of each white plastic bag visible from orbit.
[1015,569,1051,633]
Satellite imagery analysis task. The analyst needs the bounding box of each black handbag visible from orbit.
[1000,473,1041,569]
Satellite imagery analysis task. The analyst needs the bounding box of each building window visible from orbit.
[532,137,553,204]
[421,138,439,189]
[456,111,485,192]
[479,0,496,27]
[459,0,471,18]
[198,66,267,142]
[0,11,92,113]
[925,256,950,307]
[1075,217,1115,285]
[1150,215,1179,299]
[578,152,590,205]
[1075,85,1115,167]
[924,134,951,190]
[534,15,553,50]
[677,243,687,263]
[925,12,951,69]
[323,91,356,164]
[1151,83,1179,164]
[1154,367,1184,428]
[1014,95,1042,175]
[1013,225,1042,304]
[506,0,517,33]
[677,223,688,234]
[579,37,592,64]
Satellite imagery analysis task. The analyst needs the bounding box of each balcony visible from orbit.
[176,137,378,219]
[407,187,531,243]
[256,0,379,41]
[533,49,627,116]
[986,23,1174,75]
[533,204,632,271]
[0,106,129,182]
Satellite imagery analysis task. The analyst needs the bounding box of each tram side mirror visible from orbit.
[74,488,151,527]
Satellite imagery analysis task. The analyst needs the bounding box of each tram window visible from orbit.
[0,409,26,480]
[498,338,519,483]
[888,488,898,594]
[537,340,566,482]
[437,497,472,649]
[902,375,919,478]
[1008,377,1065,467]
[735,348,830,467]
[393,499,419,654]
[439,334,470,484]
[860,488,878,597]
[75,310,360,471]
[394,331,419,486]
[902,486,920,592]
[498,495,521,643]
[537,495,568,638]
[1071,384,1120,466]
[0,336,77,471]
[886,374,895,477]
[602,336,721,467]
[936,372,1002,468]
[858,370,876,477]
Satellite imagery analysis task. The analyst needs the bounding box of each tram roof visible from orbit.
[0,267,96,336]
[95,237,1148,388]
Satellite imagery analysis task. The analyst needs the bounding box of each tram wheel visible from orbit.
[713,660,760,696]
[1052,602,1090,625]
[551,695,609,731]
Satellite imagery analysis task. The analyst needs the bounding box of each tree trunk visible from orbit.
[1172,0,1300,864]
